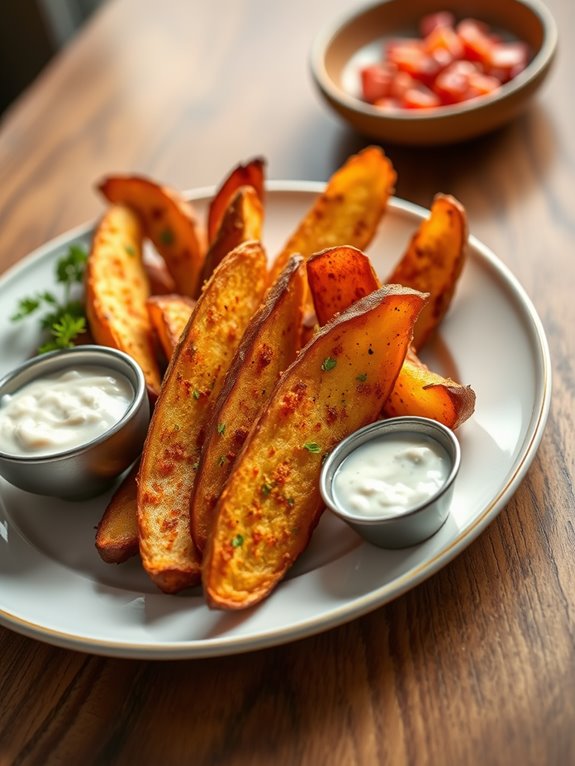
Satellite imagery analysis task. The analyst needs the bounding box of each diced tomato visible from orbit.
[389,71,417,100]
[401,84,441,109]
[420,11,455,37]
[466,72,502,99]
[433,60,481,105]
[360,63,397,103]
[355,12,530,113]
[456,18,495,65]
[486,41,529,82]
[387,42,441,87]
[424,25,465,62]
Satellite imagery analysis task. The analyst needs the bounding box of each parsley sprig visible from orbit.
[11,244,88,353]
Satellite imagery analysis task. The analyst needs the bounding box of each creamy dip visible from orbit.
[333,433,450,518]
[0,367,133,457]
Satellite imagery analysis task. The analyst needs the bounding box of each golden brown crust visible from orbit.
[269,146,396,289]
[202,284,426,610]
[201,186,264,285]
[146,294,195,360]
[137,241,268,593]
[190,255,306,553]
[95,463,140,564]
[85,205,162,396]
[98,175,206,298]
[207,157,265,245]
[386,193,468,349]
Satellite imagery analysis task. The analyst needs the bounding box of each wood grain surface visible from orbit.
[0,0,574,764]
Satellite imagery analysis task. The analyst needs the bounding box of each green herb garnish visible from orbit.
[321,357,337,372]
[159,228,175,246]
[231,534,244,548]
[303,442,321,453]
[356,373,368,382]
[217,423,226,435]
[11,245,88,353]
[262,482,272,496]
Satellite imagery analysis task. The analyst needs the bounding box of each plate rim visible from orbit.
[0,182,552,659]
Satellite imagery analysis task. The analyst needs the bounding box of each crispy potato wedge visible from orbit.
[269,146,396,285]
[386,193,468,349]
[95,463,140,564]
[138,241,268,593]
[98,175,205,298]
[207,157,265,245]
[146,294,195,360]
[143,256,176,295]
[201,186,264,285]
[383,350,475,429]
[307,246,475,429]
[191,255,306,553]
[85,204,162,396]
[202,284,426,610]
[307,246,380,326]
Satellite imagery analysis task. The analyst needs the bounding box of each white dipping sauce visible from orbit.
[333,434,450,518]
[0,367,133,457]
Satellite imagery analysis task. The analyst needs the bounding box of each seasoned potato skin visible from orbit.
[386,193,468,349]
[146,294,195,360]
[191,255,305,553]
[201,186,264,285]
[85,204,162,396]
[269,146,396,286]
[202,285,425,610]
[383,350,475,429]
[207,157,265,245]
[95,463,140,564]
[98,175,206,298]
[308,245,475,429]
[137,241,268,593]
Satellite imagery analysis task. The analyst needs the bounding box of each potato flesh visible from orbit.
[191,255,305,553]
[98,175,206,298]
[207,157,265,245]
[95,463,140,564]
[203,285,425,609]
[146,294,195,360]
[386,193,468,349]
[269,146,396,287]
[201,186,264,285]
[383,352,475,429]
[85,204,162,396]
[138,241,268,593]
[308,245,475,429]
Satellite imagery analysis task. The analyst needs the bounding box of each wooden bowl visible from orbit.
[310,0,557,145]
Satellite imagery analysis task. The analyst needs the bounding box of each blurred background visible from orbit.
[0,0,103,114]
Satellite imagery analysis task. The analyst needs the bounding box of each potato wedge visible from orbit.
[201,186,264,285]
[138,241,268,593]
[386,193,468,349]
[85,204,162,396]
[146,294,195,360]
[202,284,426,610]
[383,350,475,429]
[207,157,265,245]
[191,255,306,553]
[307,246,475,429]
[143,256,176,295]
[269,146,396,285]
[98,175,206,298]
[307,246,380,326]
[95,463,140,564]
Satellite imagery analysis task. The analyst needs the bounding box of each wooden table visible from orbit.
[0,1,573,763]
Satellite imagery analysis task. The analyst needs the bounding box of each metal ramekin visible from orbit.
[0,345,150,499]
[320,416,461,548]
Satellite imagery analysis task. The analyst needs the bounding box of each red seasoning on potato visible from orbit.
[359,12,530,111]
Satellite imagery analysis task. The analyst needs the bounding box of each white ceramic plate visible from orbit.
[0,183,551,659]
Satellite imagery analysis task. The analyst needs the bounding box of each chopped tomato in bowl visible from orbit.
[358,12,530,111]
